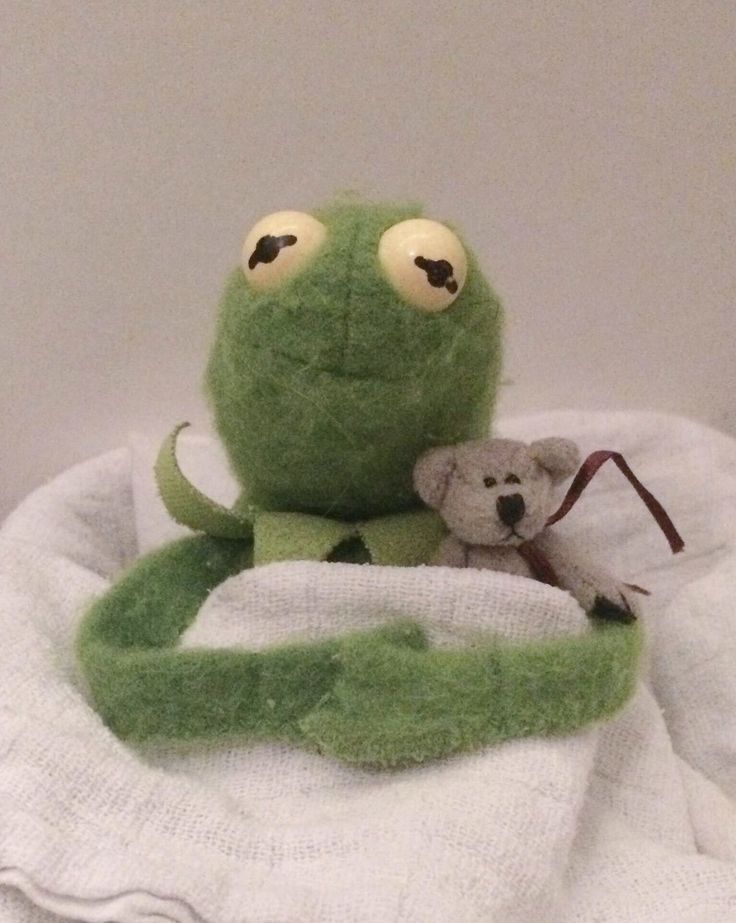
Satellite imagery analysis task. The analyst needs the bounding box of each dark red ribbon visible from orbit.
[517,449,683,593]
[546,450,685,554]
[516,541,560,587]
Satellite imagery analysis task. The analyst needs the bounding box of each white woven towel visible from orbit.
[2,411,736,922]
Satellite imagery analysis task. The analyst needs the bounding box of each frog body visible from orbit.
[76,198,641,767]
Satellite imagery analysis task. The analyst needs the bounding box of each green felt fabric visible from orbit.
[357,509,446,566]
[156,421,448,564]
[77,535,641,764]
[253,511,355,565]
[205,201,503,520]
[76,535,426,743]
[302,619,642,766]
[76,198,642,767]
[253,508,446,566]
[155,423,252,540]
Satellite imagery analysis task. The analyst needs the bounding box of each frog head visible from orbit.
[205,200,503,520]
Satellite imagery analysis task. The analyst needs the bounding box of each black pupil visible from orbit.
[248,234,298,270]
[414,256,458,294]
[484,476,497,488]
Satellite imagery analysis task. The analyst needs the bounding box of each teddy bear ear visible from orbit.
[529,438,581,484]
[413,445,457,509]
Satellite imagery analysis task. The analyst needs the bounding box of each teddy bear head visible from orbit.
[413,437,580,547]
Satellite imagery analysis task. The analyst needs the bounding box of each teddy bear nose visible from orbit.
[496,493,525,526]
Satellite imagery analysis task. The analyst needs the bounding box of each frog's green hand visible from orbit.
[76,535,428,742]
[300,620,642,767]
[155,424,253,540]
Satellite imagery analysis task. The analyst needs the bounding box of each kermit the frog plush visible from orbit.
[77,200,641,767]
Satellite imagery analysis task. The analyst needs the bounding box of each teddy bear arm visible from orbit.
[532,531,636,623]
[434,534,469,567]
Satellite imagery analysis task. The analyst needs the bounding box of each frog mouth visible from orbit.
[262,345,411,385]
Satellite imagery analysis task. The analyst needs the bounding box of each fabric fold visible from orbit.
[1,411,735,922]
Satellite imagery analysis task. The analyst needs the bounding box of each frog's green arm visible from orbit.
[303,619,643,767]
[76,533,641,762]
[76,535,344,741]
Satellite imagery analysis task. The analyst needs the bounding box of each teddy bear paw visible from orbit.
[591,593,637,624]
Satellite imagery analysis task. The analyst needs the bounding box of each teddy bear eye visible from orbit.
[483,476,497,488]
[504,474,521,485]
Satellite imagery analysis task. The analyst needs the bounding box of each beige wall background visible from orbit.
[1,1,734,518]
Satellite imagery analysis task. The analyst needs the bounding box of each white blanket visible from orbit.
[2,411,736,922]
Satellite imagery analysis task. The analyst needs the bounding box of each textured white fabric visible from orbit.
[181,561,590,650]
[2,411,736,922]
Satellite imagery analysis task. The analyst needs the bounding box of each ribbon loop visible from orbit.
[546,450,684,554]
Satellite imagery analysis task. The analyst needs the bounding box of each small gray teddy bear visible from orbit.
[413,437,636,623]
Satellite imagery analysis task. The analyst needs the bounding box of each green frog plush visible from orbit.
[76,200,640,767]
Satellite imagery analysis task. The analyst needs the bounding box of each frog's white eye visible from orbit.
[378,218,467,312]
[242,211,327,290]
